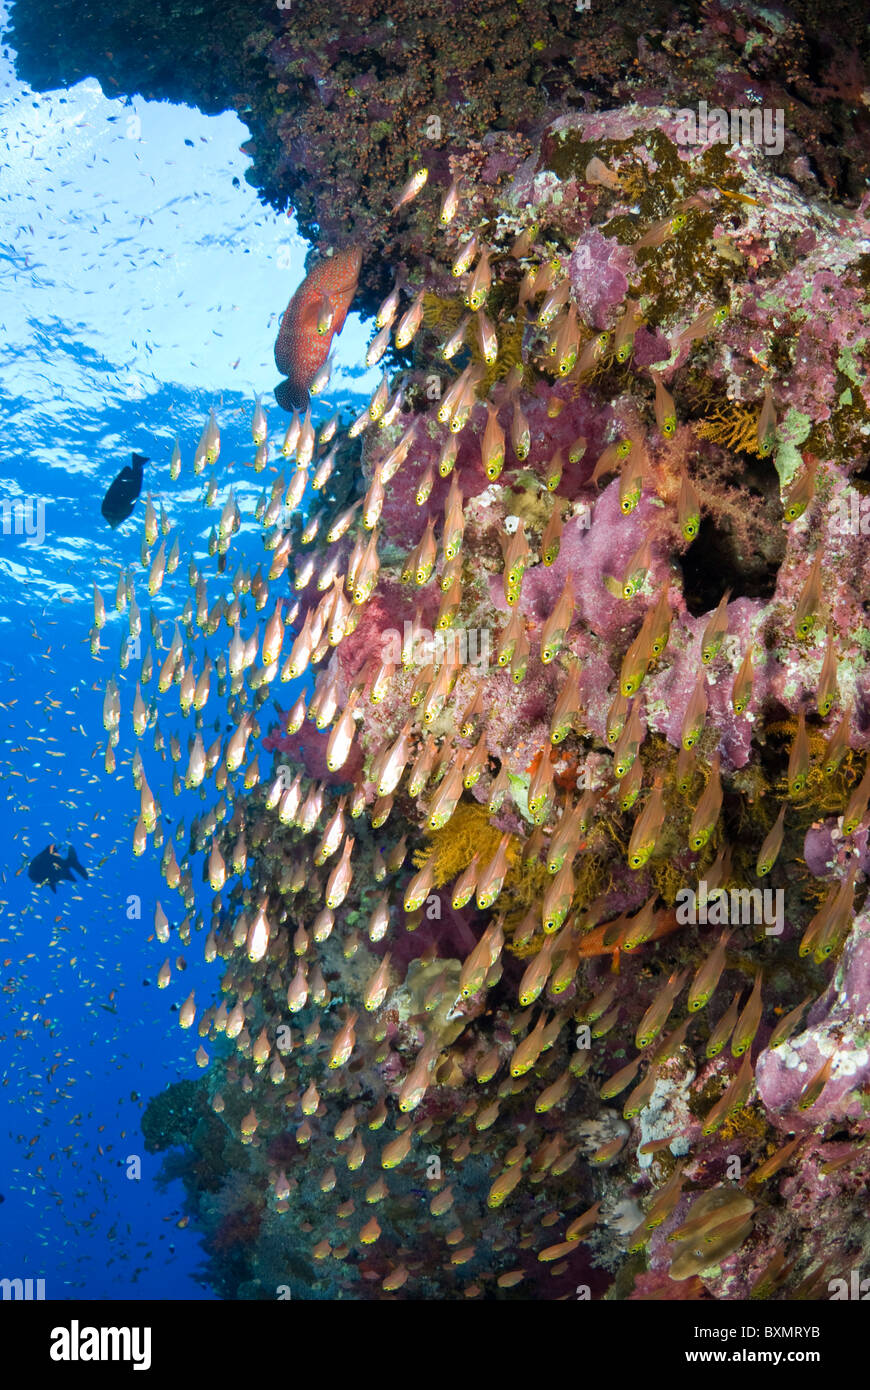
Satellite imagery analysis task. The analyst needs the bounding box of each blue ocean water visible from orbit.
[0,10,374,1298]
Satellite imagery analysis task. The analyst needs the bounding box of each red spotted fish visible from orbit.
[274,246,363,412]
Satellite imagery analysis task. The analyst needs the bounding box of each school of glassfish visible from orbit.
[92,161,869,1299]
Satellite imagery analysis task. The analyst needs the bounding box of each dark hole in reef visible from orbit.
[851,454,870,486]
[680,459,786,615]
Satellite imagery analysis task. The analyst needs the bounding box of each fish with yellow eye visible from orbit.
[328,1011,359,1069]
[541,860,575,934]
[510,1012,550,1076]
[465,248,492,310]
[700,589,731,664]
[687,928,732,1012]
[540,575,575,664]
[475,308,498,364]
[680,672,708,750]
[794,549,823,640]
[439,178,460,225]
[731,645,754,716]
[620,893,662,951]
[823,704,851,777]
[600,1055,642,1101]
[363,953,393,1012]
[538,280,570,328]
[787,708,810,797]
[511,397,531,461]
[496,608,524,666]
[783,454,817,523]
[756,803,786,877]
[648,588,671,659]
[549,664,582,744]
[554,306,580,376]
[481,402,505,480]
[412,463,435,507]
[811,867,856,967]
[452,234,478,279]
[675,302,729,352]
[403,855,436,914]
[652,371,677,436]
[391,166,428,213]
[677,468,701,541]
[701,1052,754,1136]
[756,383,776,457]
[730,969,763,1058]
[545,448,563,493]
[437,437,459,484]
[634,211,687,251]
[688,752,722,852]
[397,1040,439,1113]
[546,796,588,871]
[797,1052,836,1112]
[441,314,470,361]
[487,1164,524,1209]
[517,936,556,1007]
[618,450,645,515]
[816,630,838,717]
[746,1136,802,1187]
[627,777,666,870]
[501,519,530,600]
[412,517,437,586]
[572,330,611,379]
[618,758,643,812]
[612,701,643,779]
[619,537,652,600]
[704,989,742,1059]
[475,833,512,910]
[590,435,633,487]
[613,298,644,362]
[540,501,564,567]
[842,762,870,837]
[622,1067,658,1120]
[394,288,425,348]
[635,966,689,1050]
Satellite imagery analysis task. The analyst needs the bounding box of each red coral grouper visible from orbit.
[274,246,363,412]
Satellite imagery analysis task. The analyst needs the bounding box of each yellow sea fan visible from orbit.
[422,292,464,333]
[695,404,762,454]
[413,801,508,887]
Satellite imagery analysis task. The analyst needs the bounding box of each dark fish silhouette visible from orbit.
[101,452,148,528]
[27,843,89,893]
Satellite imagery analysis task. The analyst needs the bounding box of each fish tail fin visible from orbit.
[66,847,89,880]
[274,379,309,414]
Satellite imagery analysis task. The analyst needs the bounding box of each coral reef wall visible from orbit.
[16,0,870,1299]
